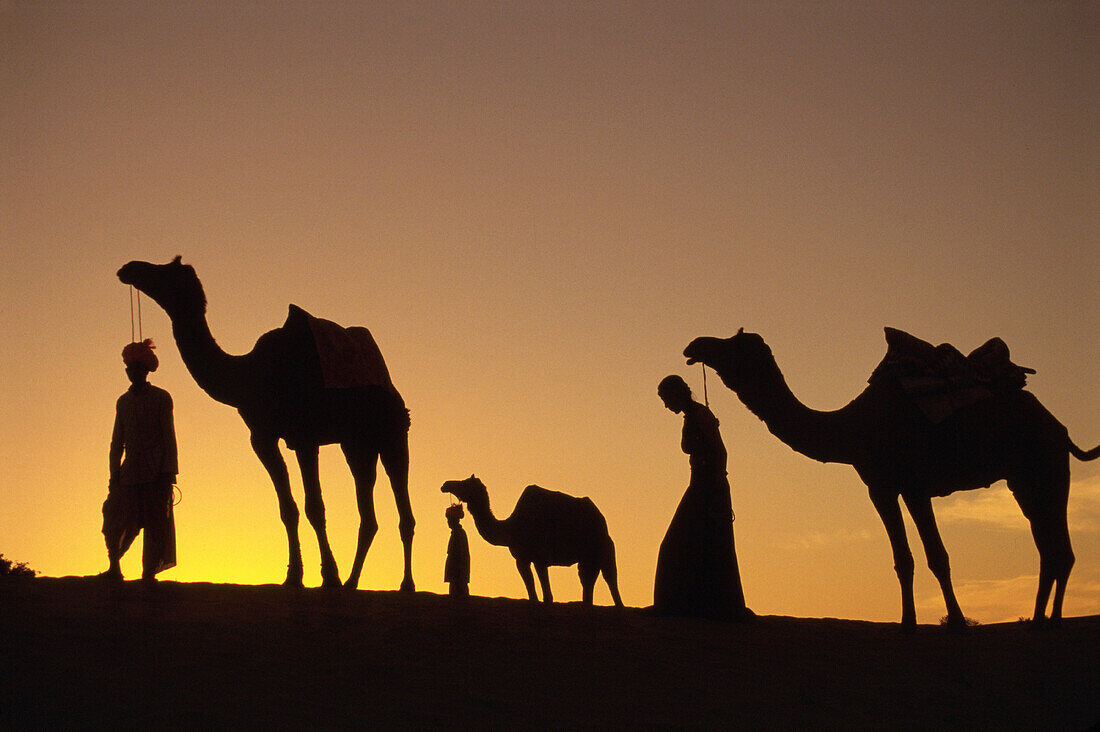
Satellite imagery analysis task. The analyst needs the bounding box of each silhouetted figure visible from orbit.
[440,476,624,607]
[653,375,750,621]
[101,340,177,583]
[118,257,413,591]
[444,503,470,598]
[684,328,1100,628]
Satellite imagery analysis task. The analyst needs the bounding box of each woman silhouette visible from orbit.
[654,375,751,621]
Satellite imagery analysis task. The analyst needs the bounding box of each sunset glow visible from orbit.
[3,1,1097,623]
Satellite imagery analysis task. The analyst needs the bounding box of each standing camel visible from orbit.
[684,328,1098,628]
[118,257,414,590]
[441,476,624,607]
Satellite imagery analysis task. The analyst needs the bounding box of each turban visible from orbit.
[445,503,465,521]
[122,339,159,372]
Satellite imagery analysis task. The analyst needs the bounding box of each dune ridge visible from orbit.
[3,577,1098,729]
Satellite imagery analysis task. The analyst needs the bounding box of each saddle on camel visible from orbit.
[870,327,1036,423]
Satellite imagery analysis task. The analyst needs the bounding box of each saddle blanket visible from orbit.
[298,307,394,390]
[870,327,1034,423]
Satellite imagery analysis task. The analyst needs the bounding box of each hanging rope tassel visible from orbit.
[702,362,709,407]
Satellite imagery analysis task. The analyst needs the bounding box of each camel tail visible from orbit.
[1069,440,1100,462]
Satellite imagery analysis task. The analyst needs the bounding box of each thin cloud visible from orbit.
[935,474,1100,534]
[777,528,878,551]
[917,568,1100,623]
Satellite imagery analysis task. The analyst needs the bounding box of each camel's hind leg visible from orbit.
[1012,470,1074,627]
[341,441,379,590]
[296,446,341,588]
[1025,506,1074,627]
[380,433,415,592]
[598,538,624,607]
[903,494,966,629]
[250,432,303,587]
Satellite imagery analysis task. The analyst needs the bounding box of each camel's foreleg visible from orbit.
[251,432,303,587]
[535,564,553,603]
[296,446,341,588]
[869,487,916,630]
[516,559,538,601]
[341,442,379,590]
[578,561,598,605]
[904,494,966,629]
[380,434,415,592]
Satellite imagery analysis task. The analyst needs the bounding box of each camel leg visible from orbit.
[535,564,553,604]
[341,442,379,590]
[516,559,538,602]
[578,562,597,605]
[903,494,966,629]
[602,539,624,608]
[295,446,341,588]
[380,434,415,592]
[1026,510,1074,627]
[250,432,303,587]
[869,488,916,630]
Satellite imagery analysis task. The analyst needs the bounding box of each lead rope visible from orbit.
[129,286,180,507]
[700,362,733,522]
[129,286,144,342]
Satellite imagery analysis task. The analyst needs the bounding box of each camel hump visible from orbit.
[873,327,1035,423]
[286,305,394,390]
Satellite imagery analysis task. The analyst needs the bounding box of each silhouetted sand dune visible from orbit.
[3,577,1098,728]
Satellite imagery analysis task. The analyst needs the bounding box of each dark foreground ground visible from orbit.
[2,577,1098,729]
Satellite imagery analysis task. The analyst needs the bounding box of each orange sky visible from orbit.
[2,1,1097,623]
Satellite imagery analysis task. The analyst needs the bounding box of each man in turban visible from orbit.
[100,339,178,582]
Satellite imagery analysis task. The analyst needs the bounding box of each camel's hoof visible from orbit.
[400,578,415,593]
[283,565,305,588]
[1028,616,1059,631]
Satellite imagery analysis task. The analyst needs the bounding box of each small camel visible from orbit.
[684,328,1098,628]
[441,476,624,607]
[118,257,415,591]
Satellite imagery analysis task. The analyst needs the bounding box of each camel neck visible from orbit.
[170,309,250,409]
[735,356,861,465]
[465,494,510,547]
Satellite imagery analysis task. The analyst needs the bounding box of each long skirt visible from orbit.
[102,479,176,575]
[653,473,746,620]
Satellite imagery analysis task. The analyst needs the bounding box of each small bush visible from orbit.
[940,614,980,627]
[0,553,37,579]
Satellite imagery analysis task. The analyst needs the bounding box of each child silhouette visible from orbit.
[445,503,470,598]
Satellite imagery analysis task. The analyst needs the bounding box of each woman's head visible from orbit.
[658,374,693,413]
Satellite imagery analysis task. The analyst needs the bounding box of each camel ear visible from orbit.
[737,327,744,336]
[172,255,182,265]
[469,473,476,480]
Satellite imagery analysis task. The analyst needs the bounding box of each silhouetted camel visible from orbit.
[684,329,1098,628]
[441,476,624,606]
[118,257,414,590]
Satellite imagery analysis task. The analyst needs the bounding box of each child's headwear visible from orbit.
[445,503,464,521]
[122,339,159,372]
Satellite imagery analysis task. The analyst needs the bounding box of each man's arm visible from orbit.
[109,403,124,488]
[161,392,178,479]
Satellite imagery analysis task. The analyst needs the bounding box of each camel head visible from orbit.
[118,256,207,319]
[441,475,489,507]
[684,328,773,392]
